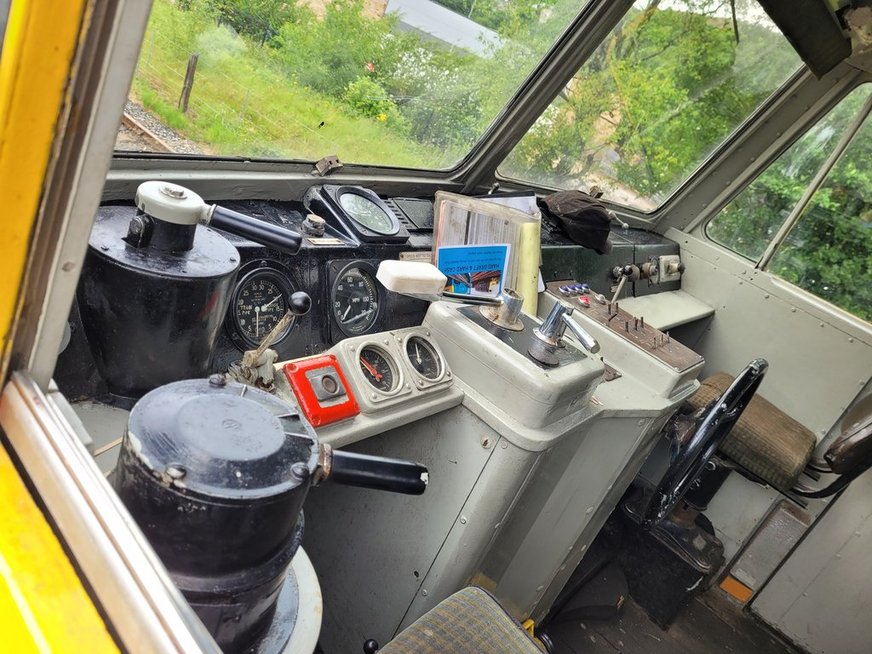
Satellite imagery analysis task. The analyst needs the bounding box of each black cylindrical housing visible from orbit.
[331,450,429,495]
[210,204,303,255]
[113,379,320,652]
[78,207,239,398]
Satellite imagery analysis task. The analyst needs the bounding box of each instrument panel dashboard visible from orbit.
[56,186,681,404]
[330,327,453,414]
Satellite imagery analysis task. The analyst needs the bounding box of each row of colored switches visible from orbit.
[557,283,589,296]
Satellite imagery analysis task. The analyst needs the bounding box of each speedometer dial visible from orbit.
[331,265,380,336]
[232,269,294,347]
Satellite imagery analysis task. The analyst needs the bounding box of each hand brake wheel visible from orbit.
[642,358,768,529]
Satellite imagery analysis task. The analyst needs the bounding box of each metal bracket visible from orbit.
[313,155,343,176]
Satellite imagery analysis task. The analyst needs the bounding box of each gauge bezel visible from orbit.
[229,263,295,349]
[337,189,399,236]
[401,333,446,384]
[355,342,403,396]
[329,261,383,339]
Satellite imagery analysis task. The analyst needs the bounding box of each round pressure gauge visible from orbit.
[358,346,398,393]
[231,268,294,347]
[405,336,443,381]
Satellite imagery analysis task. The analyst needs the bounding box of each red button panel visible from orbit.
[283,354,360,427]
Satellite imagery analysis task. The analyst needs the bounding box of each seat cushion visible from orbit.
[380,586,544,654]
[686,373,816,490]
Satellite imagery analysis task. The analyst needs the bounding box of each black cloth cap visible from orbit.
[538,190,613,254]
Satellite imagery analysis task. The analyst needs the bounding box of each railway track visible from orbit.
[115,112,174,153]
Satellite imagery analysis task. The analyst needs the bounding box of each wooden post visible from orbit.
[178,53,198,113]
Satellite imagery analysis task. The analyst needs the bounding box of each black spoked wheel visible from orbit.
[643,358,769,529]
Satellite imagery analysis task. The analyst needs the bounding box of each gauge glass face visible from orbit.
[405,336,442,380]
[332,267,379,336]
[358,347,397,393]
[234,273,292,345]
[338,192,396,235]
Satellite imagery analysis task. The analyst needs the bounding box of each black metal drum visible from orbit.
[113,377,318,652]
[78,206,239,398]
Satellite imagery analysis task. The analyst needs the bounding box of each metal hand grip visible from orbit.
[561,314,600,354]
[535,302,600,354]
[323,447,429,495]
[207,205,303,255]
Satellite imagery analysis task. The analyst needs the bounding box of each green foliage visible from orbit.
[206,0,299,44]
[131,0,436,164]
[274,0,406,98]
[769,124,872,320]
[382,48,483,158]
[708,85,872,320]
[343,76,406,130]
[430,0,559,37]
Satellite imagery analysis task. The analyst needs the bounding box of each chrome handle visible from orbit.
[561,314,600,354]
[534,303,600,354]
[534,302,569,344]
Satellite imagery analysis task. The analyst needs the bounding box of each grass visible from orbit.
[131,0,442,166]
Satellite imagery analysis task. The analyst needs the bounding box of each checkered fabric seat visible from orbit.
[686,372,816,490]
[380,586,545,654]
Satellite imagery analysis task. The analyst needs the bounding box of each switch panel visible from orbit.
[659,254,683,283]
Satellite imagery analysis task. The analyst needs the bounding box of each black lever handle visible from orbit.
[208,205,303,255]
[323,447,428,495]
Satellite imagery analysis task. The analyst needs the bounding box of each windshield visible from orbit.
[499,0,802,211]
[117,0,802,209]
[115,0,592,167]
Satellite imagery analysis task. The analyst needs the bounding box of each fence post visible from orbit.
[178,53,198,113]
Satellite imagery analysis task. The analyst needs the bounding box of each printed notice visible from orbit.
[435,244,510,299]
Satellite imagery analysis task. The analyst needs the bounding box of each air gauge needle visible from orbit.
[342,305,352,321]
[261,295,282,311]
[414,342,422,364]
[255,306,260,336]
[360,356,382,381]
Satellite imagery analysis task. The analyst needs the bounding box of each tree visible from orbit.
[208,0,299,44]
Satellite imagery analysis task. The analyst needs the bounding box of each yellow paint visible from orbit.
[720,574,754,603]
[0,0,89,366]
[0,442,118,651]
[521,618,536,637]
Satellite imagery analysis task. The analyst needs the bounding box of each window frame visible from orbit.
[702,82,872,271]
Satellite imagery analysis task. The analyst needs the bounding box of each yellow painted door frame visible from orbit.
[0,1,119,650]
[0,0,90,377]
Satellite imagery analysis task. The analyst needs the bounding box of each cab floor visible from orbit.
[547,590,803,654]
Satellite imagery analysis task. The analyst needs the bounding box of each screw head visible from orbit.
[166,464,186,480]
[290,462,310,482]
[159,183,186,199]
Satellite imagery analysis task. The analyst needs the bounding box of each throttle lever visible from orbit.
[316,444,429,495]
[205,204,302,255]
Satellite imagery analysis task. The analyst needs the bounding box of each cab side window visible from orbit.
[706,84,872,321]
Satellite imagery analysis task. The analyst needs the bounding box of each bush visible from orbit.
[274,0,405,98]
[385,48,483,154]
[343,77,406,130]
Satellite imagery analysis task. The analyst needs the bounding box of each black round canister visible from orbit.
[78,206,239,398]
[112,378,319,652]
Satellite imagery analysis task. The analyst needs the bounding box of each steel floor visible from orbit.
[548,590,802,654]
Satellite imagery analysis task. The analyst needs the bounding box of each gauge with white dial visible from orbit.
[405,335,443,381]
[331,264,380,336]
[338,191,398,235]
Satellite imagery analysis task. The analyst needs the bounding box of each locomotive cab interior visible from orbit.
[2,0,872,653]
